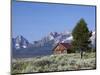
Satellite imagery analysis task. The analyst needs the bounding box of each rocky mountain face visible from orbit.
[32,31,73,47]
[12,31,95,50]
[48,31,73,43]
[12,35,30,49]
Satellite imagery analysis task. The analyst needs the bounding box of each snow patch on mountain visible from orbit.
[13,35,30,49]
[90,31,96,48]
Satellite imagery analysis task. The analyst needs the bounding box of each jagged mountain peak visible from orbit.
[13,35,30,49]
[16,35,26,40]
[12,31,96,49]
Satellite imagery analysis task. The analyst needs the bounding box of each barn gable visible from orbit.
[53,43,71,54]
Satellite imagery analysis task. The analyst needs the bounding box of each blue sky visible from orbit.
[12,1,96,42]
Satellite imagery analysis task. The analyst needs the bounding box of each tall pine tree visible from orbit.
[72,18,92,58]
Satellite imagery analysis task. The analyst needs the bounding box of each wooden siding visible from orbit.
[53,43,69,54]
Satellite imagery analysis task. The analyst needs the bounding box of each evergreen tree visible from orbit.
[72,18,92,58]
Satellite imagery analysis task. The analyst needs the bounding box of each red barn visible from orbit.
[53,43,71,54]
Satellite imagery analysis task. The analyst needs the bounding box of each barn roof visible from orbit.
[53,43,71,50]
[60,43,71,49]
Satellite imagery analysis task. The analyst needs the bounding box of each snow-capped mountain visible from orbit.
[32,31,96,48]
[12,31,96,50]
[53,31,72,44]
[12,35,30,49]
[90,31,96,48]
[32,31,73,47]
[47,31,72,41]
[47,31,73,44]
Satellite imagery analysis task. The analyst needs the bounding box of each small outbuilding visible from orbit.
[53,43,71,54]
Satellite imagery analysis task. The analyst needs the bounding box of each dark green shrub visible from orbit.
[67,48,76,53]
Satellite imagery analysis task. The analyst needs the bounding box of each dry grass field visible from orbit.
[12,52,96,74]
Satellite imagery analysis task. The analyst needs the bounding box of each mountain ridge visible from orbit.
[12,31,95,50]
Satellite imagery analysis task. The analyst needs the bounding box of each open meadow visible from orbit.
[12,52,96,74]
